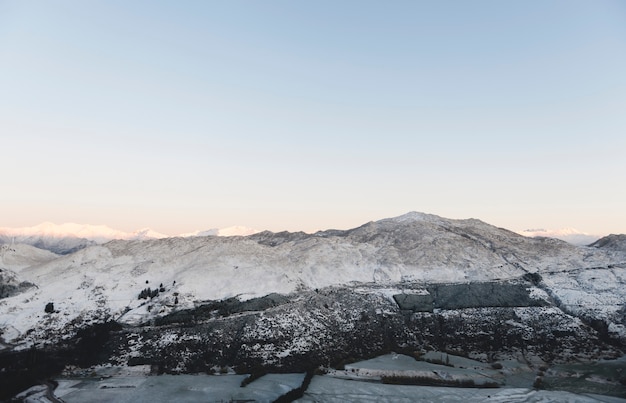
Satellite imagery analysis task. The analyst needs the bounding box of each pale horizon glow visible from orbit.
[1,1,625,236]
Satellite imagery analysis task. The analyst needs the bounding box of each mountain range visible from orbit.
[0,220,606,256]
[1,212,625,399]
[0,222,259,254]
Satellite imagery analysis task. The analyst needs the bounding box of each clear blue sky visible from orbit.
[1,1,625,235]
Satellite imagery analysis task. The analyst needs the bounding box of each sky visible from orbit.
[1,1,625,235]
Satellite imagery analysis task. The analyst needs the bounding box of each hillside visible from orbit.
[591,234,626,252]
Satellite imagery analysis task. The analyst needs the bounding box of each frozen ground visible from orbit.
[43,354,626,403]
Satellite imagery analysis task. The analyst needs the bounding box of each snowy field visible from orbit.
[53,373,305,403]
[38,353,626,403]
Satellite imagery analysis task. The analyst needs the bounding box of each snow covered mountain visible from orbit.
[517,227,601,246]
[1,212,625,398]
[0,222,258,254]
[178,225,259,237]
[0,222,167,254]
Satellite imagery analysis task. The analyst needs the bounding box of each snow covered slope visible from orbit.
[0,243,59,271]
[0,223,167,254]
[0,244,59,300]
[0,212,625,350]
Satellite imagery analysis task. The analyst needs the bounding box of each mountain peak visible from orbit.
[385,211,443,223]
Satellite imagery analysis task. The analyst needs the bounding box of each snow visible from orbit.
[0,222,259,244]
[47,372,626,403]
[15,385,49,402]
[528,286,551,302]
[53,373,305,403]
[178,225,259,237]
[325,352,504,388]
[300,352,626,401]
[0,243,59,270]
[0,222,168,243]
[540,266,626,327]
[354,286,429,304]
[43,354,626,403]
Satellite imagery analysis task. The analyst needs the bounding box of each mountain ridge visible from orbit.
[0,222,259,254]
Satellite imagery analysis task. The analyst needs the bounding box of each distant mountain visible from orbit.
[0,223,259,254]
[517,227,601,246]
[0,222,167,255]
[178,225,259,237]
